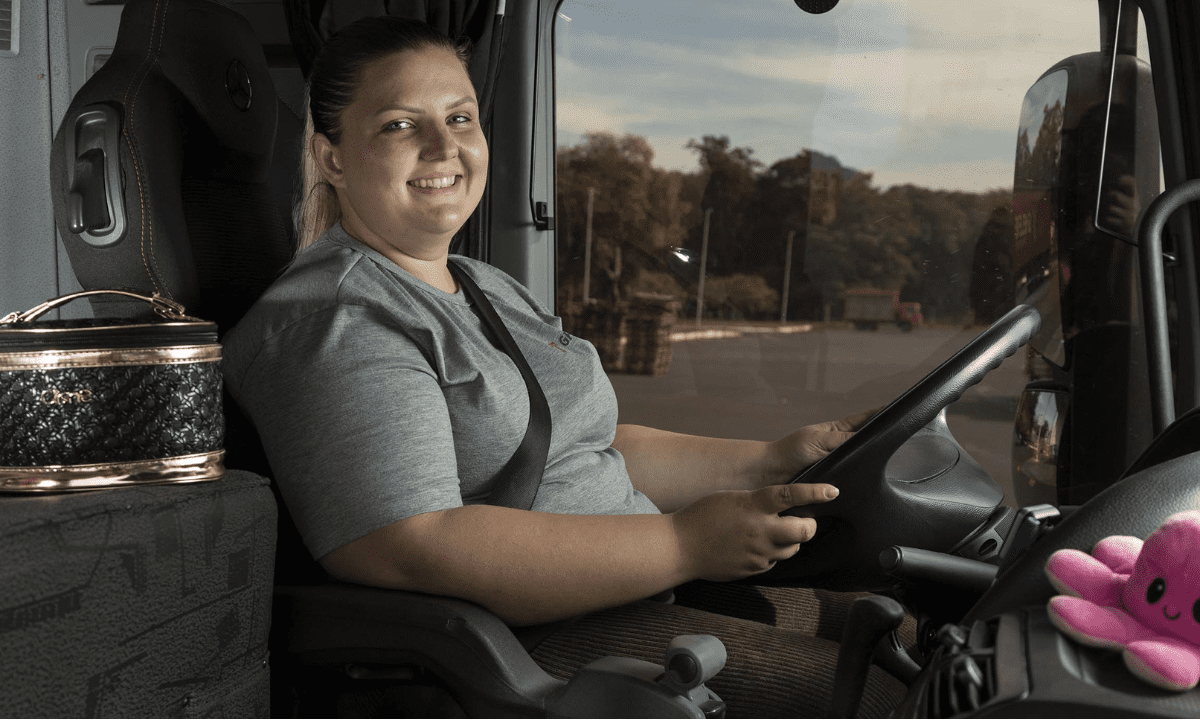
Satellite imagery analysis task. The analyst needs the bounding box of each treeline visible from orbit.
[556,132,1014,324]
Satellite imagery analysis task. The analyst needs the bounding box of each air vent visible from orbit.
[924,621,1000,717]
[0,0,18,58]
[927,652,996,716]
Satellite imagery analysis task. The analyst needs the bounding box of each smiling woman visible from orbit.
[301,22,484,292]
[217,13,912,718]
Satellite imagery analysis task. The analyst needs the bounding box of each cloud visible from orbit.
[870,157,1014,194]
[554,0,1144,191]
[557,97,651,137]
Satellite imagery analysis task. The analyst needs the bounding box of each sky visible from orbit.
[554,0,1144,193]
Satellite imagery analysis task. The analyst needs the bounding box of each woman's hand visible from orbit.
[671,482,840,581]
[766,407,878,481]
[616,408,879,513]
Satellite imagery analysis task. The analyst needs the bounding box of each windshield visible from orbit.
[552,0,1154,504]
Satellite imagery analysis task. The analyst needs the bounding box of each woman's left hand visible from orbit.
[617,407,879,513]
[767,407,878,480]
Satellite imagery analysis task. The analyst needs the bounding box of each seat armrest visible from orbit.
[273,583,565,715]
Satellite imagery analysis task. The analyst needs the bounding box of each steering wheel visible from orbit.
[780,304,1042,591]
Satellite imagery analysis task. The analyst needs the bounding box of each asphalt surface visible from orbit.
[608,323,1027,507]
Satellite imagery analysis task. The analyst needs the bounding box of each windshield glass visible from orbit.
[553,0,1154,504]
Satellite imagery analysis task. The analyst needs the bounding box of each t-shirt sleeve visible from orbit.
[235,305,462,559]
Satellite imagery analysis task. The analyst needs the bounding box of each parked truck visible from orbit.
[844,289,923,331]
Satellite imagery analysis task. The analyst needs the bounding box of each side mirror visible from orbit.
[1012,382,1069,506]
[1011,3,1159,367]
[1007,0,1160,508]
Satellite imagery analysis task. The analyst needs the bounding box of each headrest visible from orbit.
[50,0,295,330]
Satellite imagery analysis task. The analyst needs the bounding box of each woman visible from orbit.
[222,16,908,717]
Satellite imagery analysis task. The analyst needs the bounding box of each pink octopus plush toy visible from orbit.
[1044,510,1200,691]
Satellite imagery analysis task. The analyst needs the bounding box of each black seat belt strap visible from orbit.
[448,261,552,511]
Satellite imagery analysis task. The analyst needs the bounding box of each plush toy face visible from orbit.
[1121,516,1200,646]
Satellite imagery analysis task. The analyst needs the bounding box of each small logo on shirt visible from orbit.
[549,332,572,353]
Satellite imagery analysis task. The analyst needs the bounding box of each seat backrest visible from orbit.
[48,0,323,585]
[50,0,298,332]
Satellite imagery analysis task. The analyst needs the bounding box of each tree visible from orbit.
[1029,100,1065,187]
[702,274,780,319]
[556,131,1014,325]
[556,132,693,306]
[744,152,812,271]
[686,136,761,275]
[969,205,1016,324]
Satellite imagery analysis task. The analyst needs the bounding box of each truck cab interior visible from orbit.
[4,0,1200,716]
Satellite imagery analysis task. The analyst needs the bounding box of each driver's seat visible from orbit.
[47,1,725,716]
[47,0,560,713]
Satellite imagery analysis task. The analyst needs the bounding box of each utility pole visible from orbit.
[780,229,795,323]
[582,187,595,303]
[695,207,712,326]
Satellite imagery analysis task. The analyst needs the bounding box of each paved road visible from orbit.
[608,324,1028,507]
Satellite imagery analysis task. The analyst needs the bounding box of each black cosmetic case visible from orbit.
[0,290,225,491]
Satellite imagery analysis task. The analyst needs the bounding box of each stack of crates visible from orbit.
[562,301,627,372]
[623,294,681,376]
[561,295,680,376]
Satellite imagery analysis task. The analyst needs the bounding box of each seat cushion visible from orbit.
[0,470,276,717]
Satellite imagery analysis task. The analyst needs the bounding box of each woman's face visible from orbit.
[317,46,488,262]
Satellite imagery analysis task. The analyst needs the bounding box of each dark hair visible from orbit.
[297,17,471,250]
[309,16,471,145]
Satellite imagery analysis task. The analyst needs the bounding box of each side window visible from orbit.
[552,1,1147,503]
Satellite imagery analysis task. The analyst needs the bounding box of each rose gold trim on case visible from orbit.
[0,451,225,492]
[0,344,221,371]
[0,320,213,334]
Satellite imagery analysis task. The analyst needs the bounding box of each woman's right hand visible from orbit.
[671,483,839,582]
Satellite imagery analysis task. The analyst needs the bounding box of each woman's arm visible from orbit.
[613,409,874,513]
[320,481,839,626]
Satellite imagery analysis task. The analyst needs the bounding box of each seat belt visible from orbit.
[448,261,552,511]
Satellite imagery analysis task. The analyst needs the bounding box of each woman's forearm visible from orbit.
[613,411,871,513]
[320,504,691,625]
[319,481,838,625]
[613,424,789,512]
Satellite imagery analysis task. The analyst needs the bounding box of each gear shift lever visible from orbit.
[829,595,905,718]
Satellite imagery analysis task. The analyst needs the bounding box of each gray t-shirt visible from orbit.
[222,223,659,559]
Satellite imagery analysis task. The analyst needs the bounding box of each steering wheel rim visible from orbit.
[777,304,1042,590]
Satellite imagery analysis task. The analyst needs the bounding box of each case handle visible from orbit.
[1,290,200,324]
